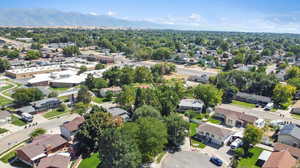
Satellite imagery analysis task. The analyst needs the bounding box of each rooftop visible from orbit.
[62,116,85,132]
[198,123,234,138]
[179,99,204,108]
[262,151,296,168]
[278,124,300,140]
[7,65,61,74]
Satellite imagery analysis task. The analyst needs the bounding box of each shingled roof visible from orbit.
[198,123,234,138]
[263,151,296,168]
[215,107,258,123]
[62,116,85,132]
[37,153,70,168]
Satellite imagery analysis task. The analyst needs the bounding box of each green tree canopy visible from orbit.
[194,84,223,108]
[132,105,161,121]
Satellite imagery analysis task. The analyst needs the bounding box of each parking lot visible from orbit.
[161,151,222,168]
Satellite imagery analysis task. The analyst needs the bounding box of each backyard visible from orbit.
[78,153,101,168]
[238,147,264,168]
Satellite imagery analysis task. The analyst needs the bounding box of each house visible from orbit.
[262,151,297,168]
[214,107,258,127]
[16,134,68,166]
[197,123,235,146]
[107,108,130,121]
[37,153,70,168]
[235,92,272,105]
[178,99,204,113]
[31,98,61,112]
[278,124,300,147]
[291,100,300,114]
[60,116,85,141]
[99,87,122,97]
[274,143,300,159]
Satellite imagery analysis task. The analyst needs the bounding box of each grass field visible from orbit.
[11,115,26,126]
[231,100,256,108]
[0,96,12,106]
[78,153,101,168]
[208,117,222,125]
[189,122,198,136]
[0,151,16,163]
[43,109,68,119]
[238,147,263,168]
[92,97,105,104]
[0,128,8,134]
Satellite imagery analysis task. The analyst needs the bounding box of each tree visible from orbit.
[30,128,46,138]
[48,91,58,98]
[72,102,88,115]
[132,105,161,121]
[78,65,87,74]
[287,78,300,90]
[194,84,223,108]
[77,85,92,104]
[136,117,168,162]
[76,110,116,153]
[152,47,172,60]
[135,66,153,83]
[95,63,105,70]
[25,50,41,60]
[272,83,296,109]
[7,50,19,59]
[116,85,136,111]
[57,103,67,112]
[151,63,176,76]
[164,114,189,148]
[0,58,10,72]
[63,46,80,57]
[157,85,180,116]
[242,125,263,154]
[31,43,42,50]
[12,88,44,106]
[286,66,300,80]
[99,128,142,168]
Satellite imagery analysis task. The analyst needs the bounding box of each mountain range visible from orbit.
[0,8,173,29]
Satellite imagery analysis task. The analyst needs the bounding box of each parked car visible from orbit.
[21,113,33,122]
[264,102,274,111]
[230,138,243,149]
[210,157,223,166]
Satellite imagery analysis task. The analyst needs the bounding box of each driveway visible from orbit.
[161,151,221,168]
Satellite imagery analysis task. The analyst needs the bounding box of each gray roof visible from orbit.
[16,106,35,114]
[236,92,272,103]
[107,108,129,120]
[179,99,204,108]
[31,98,60,108]
[279,124,300,140]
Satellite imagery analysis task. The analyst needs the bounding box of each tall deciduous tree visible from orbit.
[272,83,296,109]
[133,105,161,121]
[77,85,92,104]
[194,84,223,108]
[242,125,263,154]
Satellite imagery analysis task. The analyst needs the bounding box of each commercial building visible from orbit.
[6,65,61,79]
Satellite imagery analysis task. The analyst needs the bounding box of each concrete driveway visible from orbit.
[161,151,221,168]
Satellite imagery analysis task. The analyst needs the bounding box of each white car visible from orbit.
[230,138,243,149]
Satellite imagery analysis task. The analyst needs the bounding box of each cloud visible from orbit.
[107,10,117,16]
[88,12,99,16]
[189,13,202,22]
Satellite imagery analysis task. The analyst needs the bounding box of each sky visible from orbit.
[1,0,300,33]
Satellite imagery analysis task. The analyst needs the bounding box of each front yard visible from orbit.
[189,122,198,136]
[191,139,206,149]
[43,109,69,119]
[238,147,264,168]
[78,153,101,168]
[11,115,26,126]
[231,100,256,109]
[0,151,16,163]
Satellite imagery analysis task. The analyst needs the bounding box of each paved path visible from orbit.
[0,114,78,154]
[0,81,17,101]
[162,151,220,168]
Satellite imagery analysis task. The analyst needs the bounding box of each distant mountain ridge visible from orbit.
[0,8,169,29]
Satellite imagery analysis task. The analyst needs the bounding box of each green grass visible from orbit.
[0,128,8,134]
[49,87,70,92]
[189,122,198,136]
[0,84,13,91]
[58,96,70,102]
[208,117,222,125]
[92,97,105,103]
[191,139,206,148]
[231,100,256,108]
[238,147,264,168]
[156,151,166,163]
[78,153,101,168]
[43,109,68,119]
[11,115,26,126]
[0,96,12,106]
[0,151,16,163]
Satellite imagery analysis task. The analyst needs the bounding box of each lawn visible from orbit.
[0,128,8,134]
[78,153,101,168]
[0,151,16,163]
[238,147,264,168]
[231,100,256,108]
[11,115,26,126]
[0,96,12,106]
[43,109,68,119]
[189,122,198,136]
[92,97,105,104]
[58,96,70,102]
[208,117,222,125]
[191,139,206,148]
[49,87,70,92]
[0,84,13,91]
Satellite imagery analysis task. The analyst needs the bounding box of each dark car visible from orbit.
[210,157,223,166]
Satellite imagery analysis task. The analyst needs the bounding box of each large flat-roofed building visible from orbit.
[6,65,61,79]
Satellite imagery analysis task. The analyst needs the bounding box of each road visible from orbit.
[219,104,300,125]
[0,114,78,154]
[162,151,220,168]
